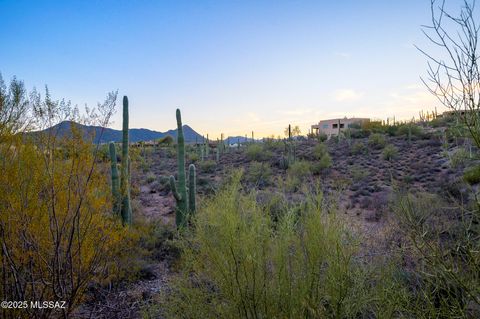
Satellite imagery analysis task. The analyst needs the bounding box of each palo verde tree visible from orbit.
[0,74,127,318]
[418,0,480,147]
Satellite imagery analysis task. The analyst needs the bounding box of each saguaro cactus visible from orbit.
[170,109,196,228]
[120,96,132,225]
[109,142,120,215]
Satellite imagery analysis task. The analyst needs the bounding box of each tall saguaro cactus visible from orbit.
[170,109,197,228]
[120,96,132,225]
[109,142,120,215]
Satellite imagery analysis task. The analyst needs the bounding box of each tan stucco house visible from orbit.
[311,117,370,139]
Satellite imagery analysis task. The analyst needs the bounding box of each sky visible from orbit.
[0,0,466,138]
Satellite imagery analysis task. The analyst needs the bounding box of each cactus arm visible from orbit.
[169,175,182,201]
[188,164,196,214]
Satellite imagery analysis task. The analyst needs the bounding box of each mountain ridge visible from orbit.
[29,121,205,144]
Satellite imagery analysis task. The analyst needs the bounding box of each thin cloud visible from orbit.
[332,89,364,102]
[247,112,261,122]
[334,52,351,59]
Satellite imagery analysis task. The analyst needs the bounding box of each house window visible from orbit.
[340,123,344,128]
[322,124,328,129]
[332,123,338,129]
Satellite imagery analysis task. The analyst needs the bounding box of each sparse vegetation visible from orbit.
[246,143,272,161]
[368,133,386,149]
[161,172,406,318]
[463,165,480,185]
[245,161,273,187]
[382,144,398,161]
[198,159,216,173]
[351,141,367,155]
[450,147,469,168]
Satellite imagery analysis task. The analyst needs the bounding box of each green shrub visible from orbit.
[429,116,449,128]
[312,153,332,174]
[312,143,328,159]
[151,175,172,193]
[166,146,176,158]
[161,171,404,318]
[263,139,284,151]
[246,144,272,161]
[362,120,384,134]
[350,128,370,139]
[146,172,156,184]
[397,124,423,138]
[368,133,386,149]
[198,160,216,173]
[286,161,312,192]
[158,135,174,146]
[382,144,398,161]
[287,160,311,179]
[450,148,469,168]
[351,141,367,155]
[463,165,480,184]
[256,191,289,223]
[188,152,199,163]
[384,125,398,136]
[350,165,369,182]
[392,192,480,318]
[317,132,328,142]
[246,161,273,187]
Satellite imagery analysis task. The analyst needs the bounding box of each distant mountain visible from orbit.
[28,121,205,144]
[224,136,255,144]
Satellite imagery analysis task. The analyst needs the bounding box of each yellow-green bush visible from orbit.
[245,161,272,187]
[351,141,367,155]
[0,80,142,318]
[313,142,328,159]
[392,191,480,318]
[464,165,480,185]
[382,144,398,161]
[450,147,469,168]
[0,132,135,318]
[286,160,312,191]
[160,171,406,318]
[245,144,272,161]
[368,133,386,149]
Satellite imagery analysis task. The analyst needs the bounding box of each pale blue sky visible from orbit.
[0,0,459,137]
